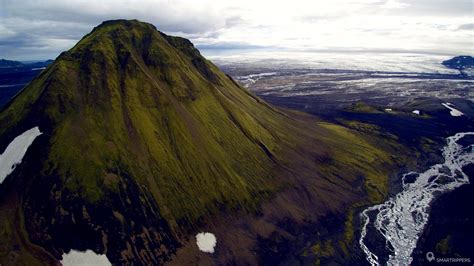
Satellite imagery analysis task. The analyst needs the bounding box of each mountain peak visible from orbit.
[59,18,212,86]
[86,19,158,37]
[98,19,156,28]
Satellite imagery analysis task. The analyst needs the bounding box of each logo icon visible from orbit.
[426,251,435,262]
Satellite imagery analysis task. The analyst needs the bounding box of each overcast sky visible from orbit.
[0,0,472,60]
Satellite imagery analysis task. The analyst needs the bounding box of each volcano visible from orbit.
[0,20,396,265]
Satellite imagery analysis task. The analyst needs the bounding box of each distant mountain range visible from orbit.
[0,59,54,108]
[0,59,25,68]
[0,59,53,70]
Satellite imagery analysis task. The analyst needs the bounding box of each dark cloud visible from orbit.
[2,0,235,34]
[0,0,235,59]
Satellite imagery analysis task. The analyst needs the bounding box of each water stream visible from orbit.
[359,132,474,265]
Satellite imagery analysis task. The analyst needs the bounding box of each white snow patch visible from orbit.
[196,232,217,253]
[384,108,392,112]
[61,249,110,266]
[412,110,420,115]
[0,127,42,184]
[441,103,464,117]
[31,67,46,71]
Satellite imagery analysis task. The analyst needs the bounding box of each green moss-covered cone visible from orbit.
[0,20,399,265]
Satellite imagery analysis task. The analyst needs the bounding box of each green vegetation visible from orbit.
[318,122,392,202]
[48,20,283,225]
[0,20,318,231]
[348,102,383,114]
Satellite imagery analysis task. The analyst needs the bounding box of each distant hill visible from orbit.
[442,56,474,76]
[0,59,54,108]
[0,59,53,71]
[0,59,24,68]
[27,59,54,69]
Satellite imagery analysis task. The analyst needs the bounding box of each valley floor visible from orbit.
[214,54,474,264]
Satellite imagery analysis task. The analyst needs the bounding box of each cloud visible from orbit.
[381,0,410,9]
[381,0,473,16]
[457,23,474,31]
[0,0,238,59]
[197,42,268,51]
[0,0,472,60]
[2,0,230,33]
[225,16,246,28]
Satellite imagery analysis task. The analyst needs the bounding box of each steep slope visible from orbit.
[0,20,400,265]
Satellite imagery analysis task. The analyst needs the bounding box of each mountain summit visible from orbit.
[0,20,394,264]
